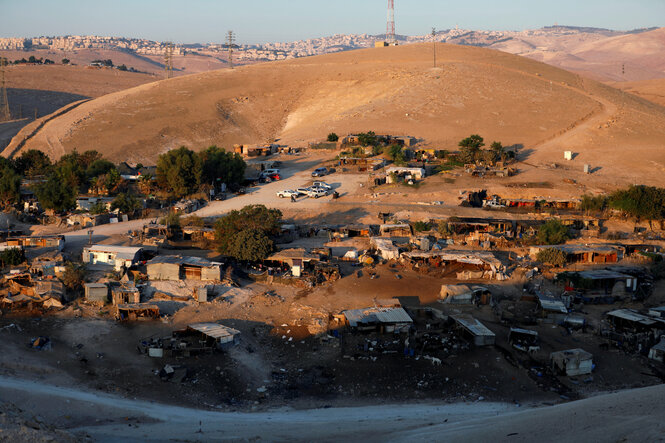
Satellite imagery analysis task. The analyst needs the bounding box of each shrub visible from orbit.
[61,262,87,292]
[0,247,25,267]
[536,219,570,245]
[327,132,339,142]
[536,248,567,267]
[413,221,430,232]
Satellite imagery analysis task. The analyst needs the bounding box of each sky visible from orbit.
[0,0,663,45]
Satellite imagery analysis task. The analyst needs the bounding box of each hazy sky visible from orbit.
[1,0,663,44]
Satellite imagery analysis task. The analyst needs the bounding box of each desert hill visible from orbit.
[611,78,665,107]
[489,27,665,81]
[5,43,665,186]
[0,64,157,151]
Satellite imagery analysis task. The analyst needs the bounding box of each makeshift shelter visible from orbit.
[537,293,568,318]
[265,248,320,277]
[648,339,665,363]
[550,349,593,376]
[184,323,241,349]
[371,238,400,260]
[7,235,64,251]
[83,245,143,271]
[115,303,160,321]
[530,244,622,264]
[146,255,222,281]
[439,285,491,305]
[111,283,141,305]
[606,309,664,333]
[342,307,413,333]
[84,283,108,304]
[401,250,505,280]
[451,315,496,346]
[379,224,412,237]
[509,328,540,352]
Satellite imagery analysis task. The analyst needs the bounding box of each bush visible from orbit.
[413,221,430,232]
[160,212,181,228]
[227,228,274,261]
[61,262,87,292]
[357,131,378,147]
[0,247,25,267]
[0,166,21,208]
[89,200,109,215]
[214,205,282,257]
[327,132,339,142]
[111,192,141,213]
[536,219,570,245]
[536,248,567,267]
[438,221,452,236]
[581,194,608,212]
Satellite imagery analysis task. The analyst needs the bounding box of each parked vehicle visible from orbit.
[312,181,332,190]
[276,190,299,198]
[296,187,311,195]
[312,167,328,177]
[263,168,280,175]
[306,188,328,198]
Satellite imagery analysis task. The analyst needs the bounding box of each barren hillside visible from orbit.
[610,78,665,107]
[5,43,665,186]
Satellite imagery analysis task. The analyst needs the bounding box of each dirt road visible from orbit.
[0,375,662,442]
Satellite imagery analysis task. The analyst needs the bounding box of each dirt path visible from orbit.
[0,375,662,442]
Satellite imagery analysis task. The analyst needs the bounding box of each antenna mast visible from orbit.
[386,0,396,45]
[0,57,10,121]
[164,42,174,79]
[226,31,236,69]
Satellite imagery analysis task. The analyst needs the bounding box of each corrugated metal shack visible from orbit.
[342,307,413,333]
[84,283,108,304]
[550,349,593,376]
[184,323,241,349]
[146,255,222,281]
[451,315,496,346]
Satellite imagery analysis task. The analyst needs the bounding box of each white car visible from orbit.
[312,181,332,190]
[276,190,299,198]
[296,187,311,195]
[306,188,328,198]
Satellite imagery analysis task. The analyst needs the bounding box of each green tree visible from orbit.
[327,132,339,142]
[357,131,378,147]
[159,212,181,228]
[413,221,430,232]
[198,146,246,188]
[86,159,116,179]
[61,262,87,293]
[156,147,201,198]
[385,144,406,165]
[609,185,665,226]
[214,205,282,256]
[458,134,485,164]
[14,149,52,177]
[437,221,452,236]
[581,194,608,212]
[89,200,109,215]
[61,58,70,65]
[0,247,25,267]
[227,228,274,261]
[536,219,570,245]
[35,170,76,212]
[0,166,21,208]
[111,192,141,213]
[536,248,567,267]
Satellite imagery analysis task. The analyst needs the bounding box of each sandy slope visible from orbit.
[610,78,665,107]
[0,375,663,442]
[6,42,665,187]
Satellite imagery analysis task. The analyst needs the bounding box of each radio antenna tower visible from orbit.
[386,0,396,45]
[0,57,10,121]
[164,42,174,79]
[226,31,236,69]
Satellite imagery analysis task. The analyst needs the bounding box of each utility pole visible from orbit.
[226,31,236,69]
[164,42,174,79]
[0,57,10,121]
[386,0,396,45]
[431,27,437,68]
